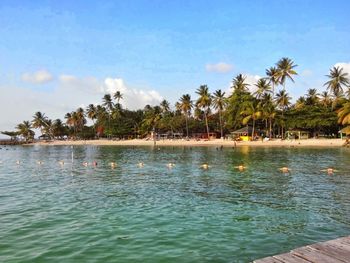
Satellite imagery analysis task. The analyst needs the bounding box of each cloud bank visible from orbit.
[21,69,53,84]
[206,62,233,73]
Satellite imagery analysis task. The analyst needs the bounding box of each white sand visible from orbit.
[33,138,345,147]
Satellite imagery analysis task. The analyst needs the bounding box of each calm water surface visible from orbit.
[1,145,350,262]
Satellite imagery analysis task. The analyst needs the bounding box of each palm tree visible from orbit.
[76,107,86,132]
[212,89,226,139]
[254,78,272,100]
[196,85,212,139]
[86,104,97,125]
[266,66,279,96]
[276,57,298,92]
[337,102,350,126]
[52,119,66,139]
[113,91,123,104]
[16,121,35,142]
[32,111,51,137]
[64,112,79,138]
[324,66,350,97]
[141,106,161,140]
[260,94,276,139]
[102,94,114,138]
[160,99,170,114]
[241,100,262,140]
[295,96,306,109]
[231,74,249,92]
[275,90,291,138]
[113,91,123,119]
[179,94,193,138]
[320,91,332,108]
[305,88,319,105]
[174,102,182,115]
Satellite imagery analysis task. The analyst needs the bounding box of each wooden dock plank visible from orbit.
[327,239,350,252]
[309,243,350,262]
[253,236,350,263]
[336,236,350,245]
[292,246,344,263]
[253,256,283,263]
[273,253,311,263]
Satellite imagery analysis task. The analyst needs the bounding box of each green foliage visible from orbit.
[285,105,338,134]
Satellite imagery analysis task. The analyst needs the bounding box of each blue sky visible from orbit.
[0,0,350,133]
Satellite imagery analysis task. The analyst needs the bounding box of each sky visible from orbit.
[1,0,350,136]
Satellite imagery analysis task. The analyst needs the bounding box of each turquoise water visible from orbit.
[1,145,350,262]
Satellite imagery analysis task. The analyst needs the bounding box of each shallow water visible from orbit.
[0,145,350,262]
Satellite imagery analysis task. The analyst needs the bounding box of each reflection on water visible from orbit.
[0,145,350,262]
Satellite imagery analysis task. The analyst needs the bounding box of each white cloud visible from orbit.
[102,78,163,109]
[206,62,233,73]
[21,69,53,84]
[301,69,313,77]
[334,62,350,75]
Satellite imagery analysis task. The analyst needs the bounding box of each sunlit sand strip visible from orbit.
[32,138,345,147]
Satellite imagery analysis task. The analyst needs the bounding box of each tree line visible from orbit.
[3,57,350,142]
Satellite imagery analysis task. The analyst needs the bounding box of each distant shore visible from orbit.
[32,138,346,148]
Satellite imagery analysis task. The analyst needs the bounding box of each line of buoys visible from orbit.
[8,160,340,176]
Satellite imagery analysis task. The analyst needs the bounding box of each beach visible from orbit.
[33,138,346,147]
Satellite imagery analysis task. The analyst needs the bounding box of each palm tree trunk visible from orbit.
[252,118,255,141]
[219,110,223,139]
[281,109,284,139]
[185,115,189,138]
[204,111,210,140]
[269,116,272,139]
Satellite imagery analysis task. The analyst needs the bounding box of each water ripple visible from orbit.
[0,146,350,262]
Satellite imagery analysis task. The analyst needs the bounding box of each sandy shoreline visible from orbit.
[32,138,347,148]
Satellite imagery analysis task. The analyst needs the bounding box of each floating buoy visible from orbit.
[166,163,175,168]
[321,168,337,175]
[280,167,290,173]
[201,163,210,169]
[235,165,246,171]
